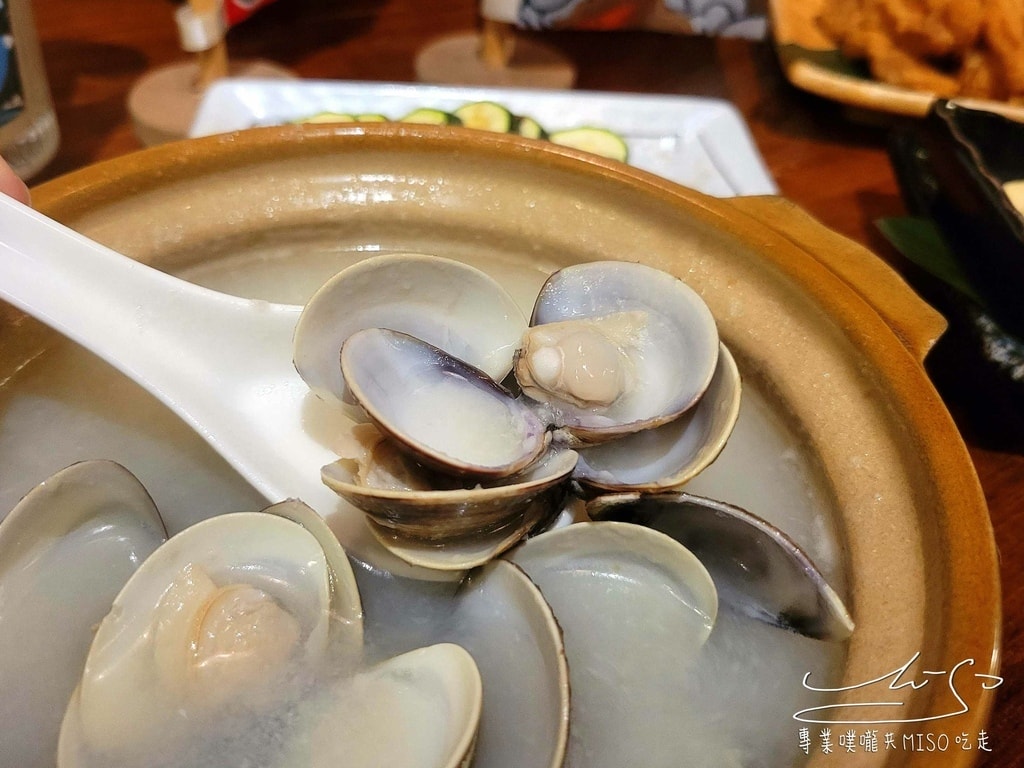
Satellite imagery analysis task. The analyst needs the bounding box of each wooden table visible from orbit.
[28,0,1024,763]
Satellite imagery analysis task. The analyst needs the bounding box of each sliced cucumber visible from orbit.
[399,108,462,125]
[513,115,547,140]
[549,127,629,163]
[453,101,514,133]
[296,111,356,124]
[292,102,629,167]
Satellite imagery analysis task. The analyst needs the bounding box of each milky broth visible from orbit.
[0,245,846,767]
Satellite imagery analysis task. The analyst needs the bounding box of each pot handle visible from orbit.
[724,195,946,364]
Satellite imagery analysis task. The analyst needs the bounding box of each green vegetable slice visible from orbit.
[549,127,629,163]
[513,115,547,140]
[453,101,514,133]
[399,108,462,125]
[295,111,356,124]
[291,103,629,166]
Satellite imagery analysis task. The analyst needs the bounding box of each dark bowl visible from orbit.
[887,101,1024,446]
[891,101,1024,338]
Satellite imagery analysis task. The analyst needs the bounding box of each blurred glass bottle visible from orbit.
[1,0,58,180]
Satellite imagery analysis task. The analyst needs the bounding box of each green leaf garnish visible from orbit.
[876,216,986,306]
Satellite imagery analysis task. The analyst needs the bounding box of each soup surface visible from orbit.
[0,242,846,767]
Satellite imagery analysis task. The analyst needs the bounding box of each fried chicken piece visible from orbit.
[875,0,982,59]
[817,0,874,58]
[941,0,985,53]
[959,47,1009,100]
[815,0,1023,101]
[866,31,961,95]
[984,0,1024,95]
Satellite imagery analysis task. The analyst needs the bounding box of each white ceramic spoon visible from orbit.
[0,194,425,577]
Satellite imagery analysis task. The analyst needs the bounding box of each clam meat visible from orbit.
[517,260,720,441]
[1,238,859,768]
[58,508,363,765]
[294,253,849,641]
[572,343,741,492]
[295,254,741,569]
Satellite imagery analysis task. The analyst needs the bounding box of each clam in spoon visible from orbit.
[0,194,424,576]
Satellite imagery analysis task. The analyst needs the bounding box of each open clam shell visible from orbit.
[293,252,528,419]
[0,461,167,768]
[365,513,551,572]
[58,508,364,764]
[517,260,720,442]
[322,446,578,569]
[444,561,569,768]
[281,643,483,768]
[586,491,854,641]
[352,560,569,768]
[573,343,741,491]
[261,498,364,646]
[341,328,550,479]
[506,521,717,768]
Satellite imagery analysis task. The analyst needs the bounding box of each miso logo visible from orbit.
[794,652,1003,725]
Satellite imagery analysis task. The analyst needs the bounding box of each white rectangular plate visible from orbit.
[190,79,777,198]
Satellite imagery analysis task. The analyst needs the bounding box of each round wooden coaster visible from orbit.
[415,31,576,89]
[128,59,295,146]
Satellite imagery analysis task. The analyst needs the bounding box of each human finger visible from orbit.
[0,155,31,205]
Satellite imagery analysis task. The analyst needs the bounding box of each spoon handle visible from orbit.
[0,195,428,577]
[0,194,297,390]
